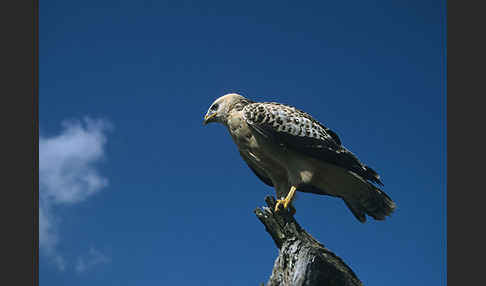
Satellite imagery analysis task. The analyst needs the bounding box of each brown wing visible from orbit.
[243,102,383,186]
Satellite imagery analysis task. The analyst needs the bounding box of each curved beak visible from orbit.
[203,112,217,125]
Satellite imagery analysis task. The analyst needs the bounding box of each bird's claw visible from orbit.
[274,198,287,212]
[274,198,295,215]
[274,186,297,214]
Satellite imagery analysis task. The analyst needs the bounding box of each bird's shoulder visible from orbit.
[242,102,342,146]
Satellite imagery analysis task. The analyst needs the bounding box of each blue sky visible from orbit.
[40,1,446,285]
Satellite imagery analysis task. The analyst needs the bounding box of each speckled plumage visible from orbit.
[244,102,340,142]
[204,93,396,223]
[242,102,383,187]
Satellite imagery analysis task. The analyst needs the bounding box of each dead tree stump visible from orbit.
[254,196,363,286]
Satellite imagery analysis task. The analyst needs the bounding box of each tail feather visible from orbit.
[311,163,395,223]
[344,186,396,223]
[344,200,366,223]
[363,187,396,220]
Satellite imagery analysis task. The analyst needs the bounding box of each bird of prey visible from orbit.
[203,93,396,222]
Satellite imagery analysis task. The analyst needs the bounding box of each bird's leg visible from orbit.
[275,186,297,213]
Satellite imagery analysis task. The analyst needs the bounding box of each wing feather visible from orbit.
[243,102,383,186]
[238,151,274,187]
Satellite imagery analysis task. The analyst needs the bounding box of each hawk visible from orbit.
[203,93,396,222]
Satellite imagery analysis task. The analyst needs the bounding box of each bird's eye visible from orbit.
[211,104,219,111]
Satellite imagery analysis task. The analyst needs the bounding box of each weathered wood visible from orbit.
[254,196,363,286]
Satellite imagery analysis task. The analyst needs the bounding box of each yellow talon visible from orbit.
[274,186,297,212]
[274,199,285,212]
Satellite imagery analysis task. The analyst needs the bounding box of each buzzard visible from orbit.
[203,93,396,222]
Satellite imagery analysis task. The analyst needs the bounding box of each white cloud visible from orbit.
[39,117,112,270]
[75,247,111,273]
[39,202,65,270]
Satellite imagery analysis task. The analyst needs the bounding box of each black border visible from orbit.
[448,0,484,285]
[1,0,37,285]
[34,0,39,284]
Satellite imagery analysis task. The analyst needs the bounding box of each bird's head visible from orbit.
[203,93,248,125]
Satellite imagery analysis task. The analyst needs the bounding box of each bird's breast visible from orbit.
[227,114,254,146]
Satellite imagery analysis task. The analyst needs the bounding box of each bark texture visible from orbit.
[254,196,363,286]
